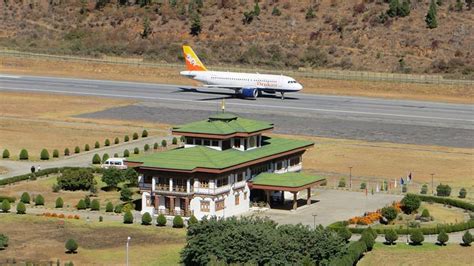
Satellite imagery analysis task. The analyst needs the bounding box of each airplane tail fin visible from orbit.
[183,45,207,71]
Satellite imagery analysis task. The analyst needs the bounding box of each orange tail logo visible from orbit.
[183,45,207,71]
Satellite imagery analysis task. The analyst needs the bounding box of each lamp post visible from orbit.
[406,220,409,245]
[349,166,353,189]
[126,236,131,266]
[312,214,317,229]
[430,173,435,195]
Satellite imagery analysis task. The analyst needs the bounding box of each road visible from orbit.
[1,74,473,148]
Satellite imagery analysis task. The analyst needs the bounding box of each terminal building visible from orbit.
[126,112,325,219]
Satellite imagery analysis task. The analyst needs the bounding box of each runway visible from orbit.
[1,74,473,147]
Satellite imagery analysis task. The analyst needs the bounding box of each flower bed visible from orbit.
[348,202,400,225]
[41,212,79,219]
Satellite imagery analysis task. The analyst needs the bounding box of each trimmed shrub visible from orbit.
[57,168,95,191]
[410,229,424,245]
[1,199,11,212]
[16,201,26,214]
[172,137,178,145]
[401,194,421,214]
[112,137,119,145]
[114,204,123,213]
[106,202,114,212]
[120,187,133,202]
[180,136,185,143]
[142,212,152,225]
[338,178,346,188]
[421,184,428,194]
[142,130,148,138]
[0,234,9,250]
[157,214,167,226]
[105,139,110,147]
[64,148,70,156]
[153,142,159,150]
[102,153,109,163]
[384,229,398,245]
[65,239,78,253]
[421,209,430,218]
[2,149,10,158]
[92,154,101,164]
[173,215,184,228]
[56,197,64,208]
[188,215,198,226]
[53,149,59,158]
[124,135,129,142]
[361,229,375,251]
[337,226,352,242]
[402,184,407,193]
[99,216,103,222]
[77,199,86,210]
[113,153,119,158]
[381,206,398,222]
[437,230,449,245]
[123,149,130,157]
[52,183,61,192]
[95,141,100,149]
[161,139,167,148]
[133,132,139,140]
[436,184,451,197]
[20,192,30,204]
[360,182,366,189]
[19,149,28,160]
[133,147,139,154]
[84,196,91,208]
[40,149,50,160]
[74,146,80,154]
[144,144,150,151]
[462,231,472,246]
[35,194,44,206]
[84,144,90,151]
[90,199,100,211]
[123,210,134,224]
[459,188,467,199]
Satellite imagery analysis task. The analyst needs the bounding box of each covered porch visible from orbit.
[248,172,326,210]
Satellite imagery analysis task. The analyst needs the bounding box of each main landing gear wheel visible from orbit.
[281,92,285,100]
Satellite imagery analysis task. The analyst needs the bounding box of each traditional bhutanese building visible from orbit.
[126,113,325,219]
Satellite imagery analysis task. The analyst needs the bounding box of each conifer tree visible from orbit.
[190,13,202,36]
[399,0,411,17]
[426,0,438,29]
[387,0,400,17]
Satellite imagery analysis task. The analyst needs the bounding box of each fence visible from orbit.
[1,49,473,86]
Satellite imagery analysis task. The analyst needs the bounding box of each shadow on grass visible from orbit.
[101,186,120,192]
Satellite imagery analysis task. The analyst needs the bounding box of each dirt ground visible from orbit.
[0,214,185,265]
[1,56,472,104]
[359,243,474,266]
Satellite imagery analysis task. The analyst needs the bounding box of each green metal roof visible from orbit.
[127,137,313,171]
[172,113,273,135]
[251,172,325,188]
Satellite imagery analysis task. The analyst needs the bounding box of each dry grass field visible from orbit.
[359,243,474,266]
[1,56,473,104]
[0,214,185,265]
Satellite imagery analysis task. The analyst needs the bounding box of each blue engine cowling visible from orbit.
[241,88,258,99]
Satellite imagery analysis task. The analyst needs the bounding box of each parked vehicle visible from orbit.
[101,158,127,170]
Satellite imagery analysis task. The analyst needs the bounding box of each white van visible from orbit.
[101,158,127,170]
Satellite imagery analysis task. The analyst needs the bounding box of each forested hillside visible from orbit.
[0,0,473,77]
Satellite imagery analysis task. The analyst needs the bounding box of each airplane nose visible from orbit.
[296,83,303,90]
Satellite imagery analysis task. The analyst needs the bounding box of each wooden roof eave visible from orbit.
[248,179,326,192]
[172,128,274,139]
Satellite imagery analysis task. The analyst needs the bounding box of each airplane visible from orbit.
[179,45,303,100]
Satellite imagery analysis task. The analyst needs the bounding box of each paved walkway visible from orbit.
[0,135,174,179]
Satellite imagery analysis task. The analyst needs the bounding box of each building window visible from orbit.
[203,139,211,146]
[215,200,224,211]
[216,176,229,187]
[235,194,240,205]
[185,137,193,145]
[236,172,244,182]
[199,178,209,188]
[195,139,202,145]
[200,201,210,212]
[233,138,241,148]
[276,161,284,170]
[211,140,219,147]
[143,175,152,184]
[222,139,231,150]
[249,136,256,147]
[290,156,301,166]
[251,164,270,176]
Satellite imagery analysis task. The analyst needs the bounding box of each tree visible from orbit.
[105,139,110,146]
[421,184,428,194]
[106,202,114,212]
[142,212,152,225]
[410,229,424,245]
[57,168,95,191]
[462,231,472,246]
[102,153,109,163]
[90,199,100,211]
[64,148,70,156]
[123,168,138,186]
[95,141,100,149]
[144,144,150,151]
[173,215,184,228]
[142,129,148,138]
[65,239,78,253]
[134,147,139,154]
[426,0,438,29]
[401,194,420,214]
[1,199,10,213]
[74,146,80,154]
[114,153,119,158]
[84,144,90,151]
[53,149,59,158]
[77,199,86,210]
[385,229,398,245]
[161,140,167,148]
[56,197,64,208]
[172,137,178,145]
[190,13,202,36]
[133,132,139,140]
[437,230,449,246]
[114,204,123,213]
[360,182,366,189]
[16,202,26,214]
[92,154,101,164]
[337,227,352,242]
[381,206,398,222]
[40,149,49,160]
[305,6,315,20]
[0,234,9,250]
[19,149,28,160]
[253,1,260,16]
[123,149,130,157]
[338,178,346,188]
[459,188,467,198]
[188,215,198,226]
[2,149,10,158]
[123,210,134,224]
[421,209,430,218]
[141,17,153,39]
[102,168,124,188]
[120,187,133,202]
[242,11,254,24]
[272,6,281,16]
[35,194,44,206]
[21,192,30,204]
[114,137,119,144]
[124,135,130,142]
[387,0,399,17]
[157,214,167,226]
[153,142,159,150]
[455,0,463,11]
[84,195,91,208]
[436,184,451,197]
[399,0,410,17]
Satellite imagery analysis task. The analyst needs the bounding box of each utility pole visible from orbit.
[430,173,435,195]
[349,166,353,189]
[312,214,317,229]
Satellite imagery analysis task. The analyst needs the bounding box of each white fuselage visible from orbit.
[180,71,303,93]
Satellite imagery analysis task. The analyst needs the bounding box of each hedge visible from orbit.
[0,167,103,186]
[328,236,367,266]
[0,196,15,203]
[414,194,474,212]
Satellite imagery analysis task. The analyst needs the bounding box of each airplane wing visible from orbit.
[203,85,264,90]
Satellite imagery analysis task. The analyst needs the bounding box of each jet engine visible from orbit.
[241,87,258,99]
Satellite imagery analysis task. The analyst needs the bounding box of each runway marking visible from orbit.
[0,74,21,79]
[1,86,473,123]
